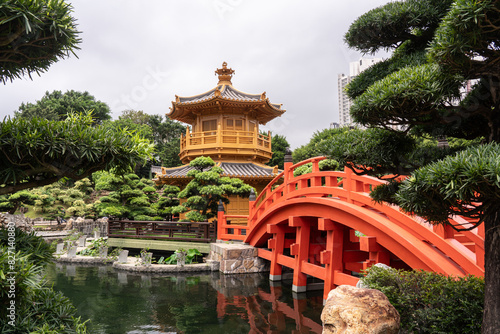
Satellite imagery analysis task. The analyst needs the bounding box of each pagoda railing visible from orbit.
[180,128,271,152]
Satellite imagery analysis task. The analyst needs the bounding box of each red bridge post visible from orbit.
[217,200,225,241]
[290,216,311,293]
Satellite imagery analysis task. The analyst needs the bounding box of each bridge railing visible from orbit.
[216,214,248,241]
[244,156,485,272]
[217,156,485,271]
[246,156,388,229]
[217,156,386,241]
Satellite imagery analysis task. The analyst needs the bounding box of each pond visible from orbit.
[45,263,324,334]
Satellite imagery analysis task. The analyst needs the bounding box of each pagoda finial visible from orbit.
[215,62,235,85]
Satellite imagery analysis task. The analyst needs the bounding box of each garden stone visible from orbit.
[55,243,64,255]
[176,251,186,266]
[321,285,399,334]
[141,252,152,266]
[118,249,129,263]
[99,246,108,258]
[67,246,77,258]
[78,236,86,247]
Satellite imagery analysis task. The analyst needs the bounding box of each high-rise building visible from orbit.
[338,58,382,128]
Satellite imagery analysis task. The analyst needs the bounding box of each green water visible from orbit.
[45,263,324,334]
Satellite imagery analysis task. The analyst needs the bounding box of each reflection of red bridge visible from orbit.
[217,285,323,333]
[217,157,485,299]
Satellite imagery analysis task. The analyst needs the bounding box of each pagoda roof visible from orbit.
[168,62,285,125]
[154,161,279,184]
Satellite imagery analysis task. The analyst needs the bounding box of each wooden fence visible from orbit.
[107,219,216,243]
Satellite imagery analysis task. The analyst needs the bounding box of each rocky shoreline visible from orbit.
[53,251,219,273]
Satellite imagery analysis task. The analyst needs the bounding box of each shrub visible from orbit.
[361,266,484,334]
[78,237,108,257]
[163,248,202,264]
[132,214,155,221]
[0,228,88,333]
[0,228,54,266]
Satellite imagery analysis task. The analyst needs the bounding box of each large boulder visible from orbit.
[321,285,399,334]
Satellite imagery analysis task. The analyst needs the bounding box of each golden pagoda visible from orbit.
[154,62,286,220]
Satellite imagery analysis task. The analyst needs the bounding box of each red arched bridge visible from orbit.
[217,157,485,299]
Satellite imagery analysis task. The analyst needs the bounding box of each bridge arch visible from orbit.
[217,157,485,299]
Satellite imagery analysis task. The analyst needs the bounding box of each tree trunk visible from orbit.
[8,203,19,215]
[482,207,500,333]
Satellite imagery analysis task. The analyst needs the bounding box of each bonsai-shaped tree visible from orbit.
[172,157,254,222]
[0,190,39,214]
[328,0,500,331]
[154,185,181,221]
[94,171,159,220]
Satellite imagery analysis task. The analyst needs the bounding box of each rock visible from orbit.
[64,218,74,230]
[321,285,399,334]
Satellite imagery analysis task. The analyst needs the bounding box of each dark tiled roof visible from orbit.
[219,162,275,177]
[179,85,263,104]
[161,165,197,177]
[157,162,276,179]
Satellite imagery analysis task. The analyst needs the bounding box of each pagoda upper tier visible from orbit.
[167,62,286,164]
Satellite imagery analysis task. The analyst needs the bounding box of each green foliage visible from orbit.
[78,237,107,257]
[327,127,479,178]
[0,227,53,266]
[163,248,202,265]
[142,185,156,193]
[0,0,81,83]
[15,90,111,123]
[155,185,181,220]
[293,127,350,163]
[73,178,93,195]
[428,0,500,76]
[93,171,160,220]
[352,63,462,129]
[361,266,484,333]
[0,112,154,195]
[185,210,206,223]
[0,190,39,214]
[342,1,500,330]
[344,0,454,54]
[267,134,290,169]
[147,114,186,168]
[189,156,215,171]
[319,159,339,171]
[99,205,128,218]
[176,157,254,221]
[293,159,339,177]
[132,214,154,221]
[346,49,427,100]
[110,111,186,174]
[0,228,87,332]
[391,143,500,225]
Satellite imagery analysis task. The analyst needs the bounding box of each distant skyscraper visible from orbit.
[338,58,382,128]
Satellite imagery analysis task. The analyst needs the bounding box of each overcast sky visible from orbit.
[1,0,391,149]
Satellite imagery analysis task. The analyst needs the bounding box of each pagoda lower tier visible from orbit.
[154,161,280,224]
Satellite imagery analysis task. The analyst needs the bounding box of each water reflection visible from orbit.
[46,263,323,334]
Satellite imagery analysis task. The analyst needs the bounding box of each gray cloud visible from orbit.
[0,0,390,149]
